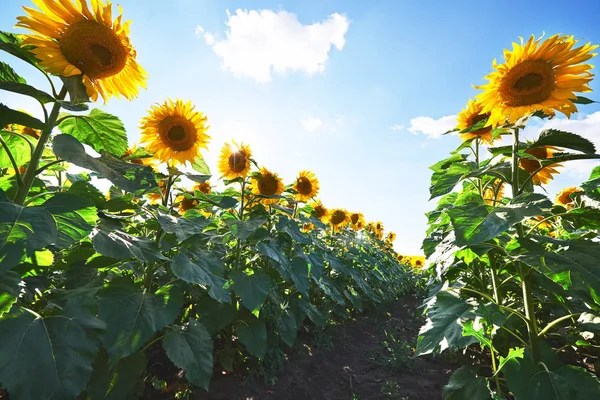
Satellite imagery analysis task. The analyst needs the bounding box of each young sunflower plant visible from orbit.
[0,2,413,399]
[420,33,600,399]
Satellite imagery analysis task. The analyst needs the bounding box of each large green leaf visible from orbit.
[195,297,238,334]
[225,213,268,241]
[0,104,46,131]
[0,31,40,68]
[156,211,211,242]
[98,279,183,359]
[0,81,55,104]
[231,269,271,314]
[0,196,57,273]
[430,161,475,200]
[0,61,25,83]
[53,134,157,194]
[0,131,31,168]
[0,270,20,317]
[542,240,600,296]
[58,109,128,156]
[171,252,229,303]
[442,366,490,400]
[0,307,99,399]
[92,221,166,262]
[449,193,552,246]
[289,257,310,296]
[163,319,213,390]
[86,349,146,400]
[530,129,596,154]
[277,216,311,244]
[415,291,477,356]
[41,193,97,249]
[236,315,267,359]
[276,311,298,347]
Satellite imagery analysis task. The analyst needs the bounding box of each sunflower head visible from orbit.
[293,170,320,202]
[476,34,598,127]
[302,223,315,232]
[483,179,505,206]
[556,186,582,207]
[140,99,209,166]
[250,168,284,204]
[349,212,365,231]
[519,146,562,185]
[412,256,425,268]
[218,141,252,180]
[375,221,384,233]
[147,178,168,204]
[386,232,396,243]
[533,215,553,230]
[309,200,329,221]
[16,0,148,102]
[195,181,212,195]
[329,208,350,231]
[457,100,496,144]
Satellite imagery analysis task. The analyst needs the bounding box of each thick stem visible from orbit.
[234,180,246,270]
[14,86,67,205]
[512,127,540,362]
[489,251,502,304]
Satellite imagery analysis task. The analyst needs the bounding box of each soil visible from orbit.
[193,295,456,400]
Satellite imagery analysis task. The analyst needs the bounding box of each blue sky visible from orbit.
[2,0,600,253]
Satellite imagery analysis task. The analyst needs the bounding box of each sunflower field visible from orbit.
[418,34,600,398]
[0,1,416,399]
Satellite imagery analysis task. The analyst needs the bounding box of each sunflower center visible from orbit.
[331,210,346,225]
[158,117,198,152]
[258,174,278,196]
[228,151,247,173]
[520,147,549,173]
[167,126,186,141]
[351,214,359,224]
[499,60,555,107]
[296,177,313,195]
[314,206,326,219]
[60,19,129,79]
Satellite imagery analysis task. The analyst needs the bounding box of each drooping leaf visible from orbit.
[0,61,25,83]
[289,257,310,296]
[92,218,166,262]
[415,291,477,356]
[277,216,311,244]
[236,315,267,359]
[86,349,147,400]
[429,161,475,200]
[196,297,238,334]
[531,129,596,154]
[225,213,268,241]
[53,134,157,194]
[191,155,211,175]
[0,81,55,104]
[171,252,229,303]
[0,196,57,273]
[0,307,99,400]
[276,311,298,347]
[98,279,183,360]
[231,269,271,314]
[41,193,98,249]
[0,104,46,131]
[0,270,20,317]
[0,131,31,168]
[58,109,128,156]
[0,31,40,68]
[442,366,490,400]
[163,319,213,390]
[156,211,210,242]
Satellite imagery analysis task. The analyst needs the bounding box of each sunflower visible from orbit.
[309,200,329,221]
[293,170,320,202]
[556,186,582,207]
[483,180,505,206]
[519,146,562,185]
[176,192,198,214]
[456,100,495,144]
[533,215,552,230]
[148,178,167,204]
[374,221,384,233]
[396,254,404,263]
[476,34,598,127]
[195,181,212,195]
[218,141,252,180]
[386,232,396,243]
[302,223,315,232]
[349,212,365,231]
[16,0,147,102]
[412,256,425,268]
[250,168,284,204]
[329,208,350,231]
[140,99,209,166]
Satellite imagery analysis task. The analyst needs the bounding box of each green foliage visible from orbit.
[58,109,128,156]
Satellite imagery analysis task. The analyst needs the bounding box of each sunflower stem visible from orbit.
[234,180,246,270]
[512,126,540,363]
[14,85,67,205]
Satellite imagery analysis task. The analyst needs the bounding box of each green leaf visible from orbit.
[0,270,20,317]
[58,100,89,112]
[156,211,210,242]
[0,61,25,83]
[573,96,596,105]
[86,349,146,400]
[41,193,98,249]
[462,320,492,350]
[60,74,90,104]
[0,197,57,273]
[289,257,310,296]
[163,319,213,390]
[430,161,475,200]
[231,269,271,314]
[442,366,490,400]
[196,297,237,334]
[276,311,298,347]
[92,224,167,263]
[171,252,229,303]
[449,193,552,246]
[58,109,128,156]
[0,131,31,168]
[225,214,268,241]
[0,307,99,399]
[531,129,596,154]
[415,291,476,356]
[53,134,157,194]
[191,155,211,175]
[496,347,524,376]
[98,279,183,360]
[0,31,40,69]
[236,315,267,359]
[0,81,55,104]
[277,216,311,244]
[0,104,46,131]
[542,240,600,296]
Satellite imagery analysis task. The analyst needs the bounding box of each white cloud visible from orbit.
[199,9,350,83]
[408,115,457,139]
[390,124,404,131]
[302,117,323,132]
[194,24,205,38]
